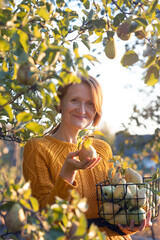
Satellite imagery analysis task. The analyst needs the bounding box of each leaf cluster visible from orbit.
[0,166,106,240]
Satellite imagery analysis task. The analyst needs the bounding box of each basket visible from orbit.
[96,177,160,226]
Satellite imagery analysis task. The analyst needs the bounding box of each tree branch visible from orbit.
[0,85,36,111]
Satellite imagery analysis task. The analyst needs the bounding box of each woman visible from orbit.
[23,73,152,239]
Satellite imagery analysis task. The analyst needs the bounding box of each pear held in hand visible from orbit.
[78,138,97,162]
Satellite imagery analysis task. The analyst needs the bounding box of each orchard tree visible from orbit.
[0,0,160,141]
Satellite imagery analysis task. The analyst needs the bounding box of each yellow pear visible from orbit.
[104,38,116,59]
[101,185,115,200]
[107,209,129,225]
[128,208,146,225]
[78,143,97,162]
[100,202,121,220]
[125,168,143,184]
[131,188,147,209]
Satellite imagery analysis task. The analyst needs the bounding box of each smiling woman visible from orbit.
[23,73,151,240]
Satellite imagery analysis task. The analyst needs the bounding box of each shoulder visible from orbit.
[92,138,111,149]
[23,136,52,153]
[92,138,113,158]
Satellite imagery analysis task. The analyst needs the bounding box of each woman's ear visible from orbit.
[56,104,61,113]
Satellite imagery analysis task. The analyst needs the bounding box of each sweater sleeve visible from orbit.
[22,138,77,209]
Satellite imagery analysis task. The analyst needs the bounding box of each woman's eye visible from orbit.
[71,99,78,103]
[88,102,94,106]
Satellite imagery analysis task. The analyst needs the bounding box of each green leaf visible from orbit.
[94,130,105,137]
[19,4,30,12]
[148,0,158,14]
[36,7,49,21]
[56,0,65,8]
[143,56,156,68]
[134,18,148,28]
[75,214,87,236]
[17,29,29,52]
[121,50,139,67]
[113,13,125,27]
[81,0,90,9]
[30,197,39,212]
[92,19,107,29]
[0,38,10,52]
[92,35,103,44]
[73,42,80,58]
[145,64,159,86]
[4,104,13,121]
[20,198,32,210]
[33,25,41,38]
[16,111,33,122]
[83,54,99,63]
[25,122,44,134]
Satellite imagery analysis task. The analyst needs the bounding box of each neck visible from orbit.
[52,124,79,144]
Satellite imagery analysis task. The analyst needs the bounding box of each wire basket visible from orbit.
[96,177,160,226]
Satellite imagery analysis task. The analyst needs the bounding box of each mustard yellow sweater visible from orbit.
[23,135,131,240]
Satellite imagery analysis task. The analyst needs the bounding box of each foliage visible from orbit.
[0,0,160,141]
[0,167,106,240]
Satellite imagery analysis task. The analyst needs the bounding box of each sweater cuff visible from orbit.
[55,175,78,200]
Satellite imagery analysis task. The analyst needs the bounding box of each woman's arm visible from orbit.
[23,139,78,209]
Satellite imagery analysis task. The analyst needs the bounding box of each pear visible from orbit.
[125,168,143,184]
[100,202,121,220]
[17,60,39,86]
[117,22,131,41]
[4,203,26,232]
[104,38,116,59]
[107,209,129,225]
[131,188,147,209]
[110,172,122,185]
[128,208,146,225]
[101,185,115,201]
[78,139,97,162]
[127,182,138,196]
[113,178,132,201]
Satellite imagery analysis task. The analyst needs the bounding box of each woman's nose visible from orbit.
[78,103,86,114]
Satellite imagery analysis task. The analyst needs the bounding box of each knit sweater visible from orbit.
[23,135,132,240]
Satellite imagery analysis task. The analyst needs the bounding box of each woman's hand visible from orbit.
[60,150,101,184]
[118,211,152,235]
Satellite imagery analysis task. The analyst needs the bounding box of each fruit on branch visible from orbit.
[78,138,97,161]
[125,168,143,184]
[117,22,131,41]
[100,202,121,220]
[104,38,116,59]
[4,203,26,232]
[17,60,39,86]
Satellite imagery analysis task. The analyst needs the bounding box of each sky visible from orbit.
[91,49,160,136]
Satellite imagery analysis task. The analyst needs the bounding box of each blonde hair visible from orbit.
[50,73,103,134]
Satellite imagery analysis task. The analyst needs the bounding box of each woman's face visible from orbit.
[60,82,96,131]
